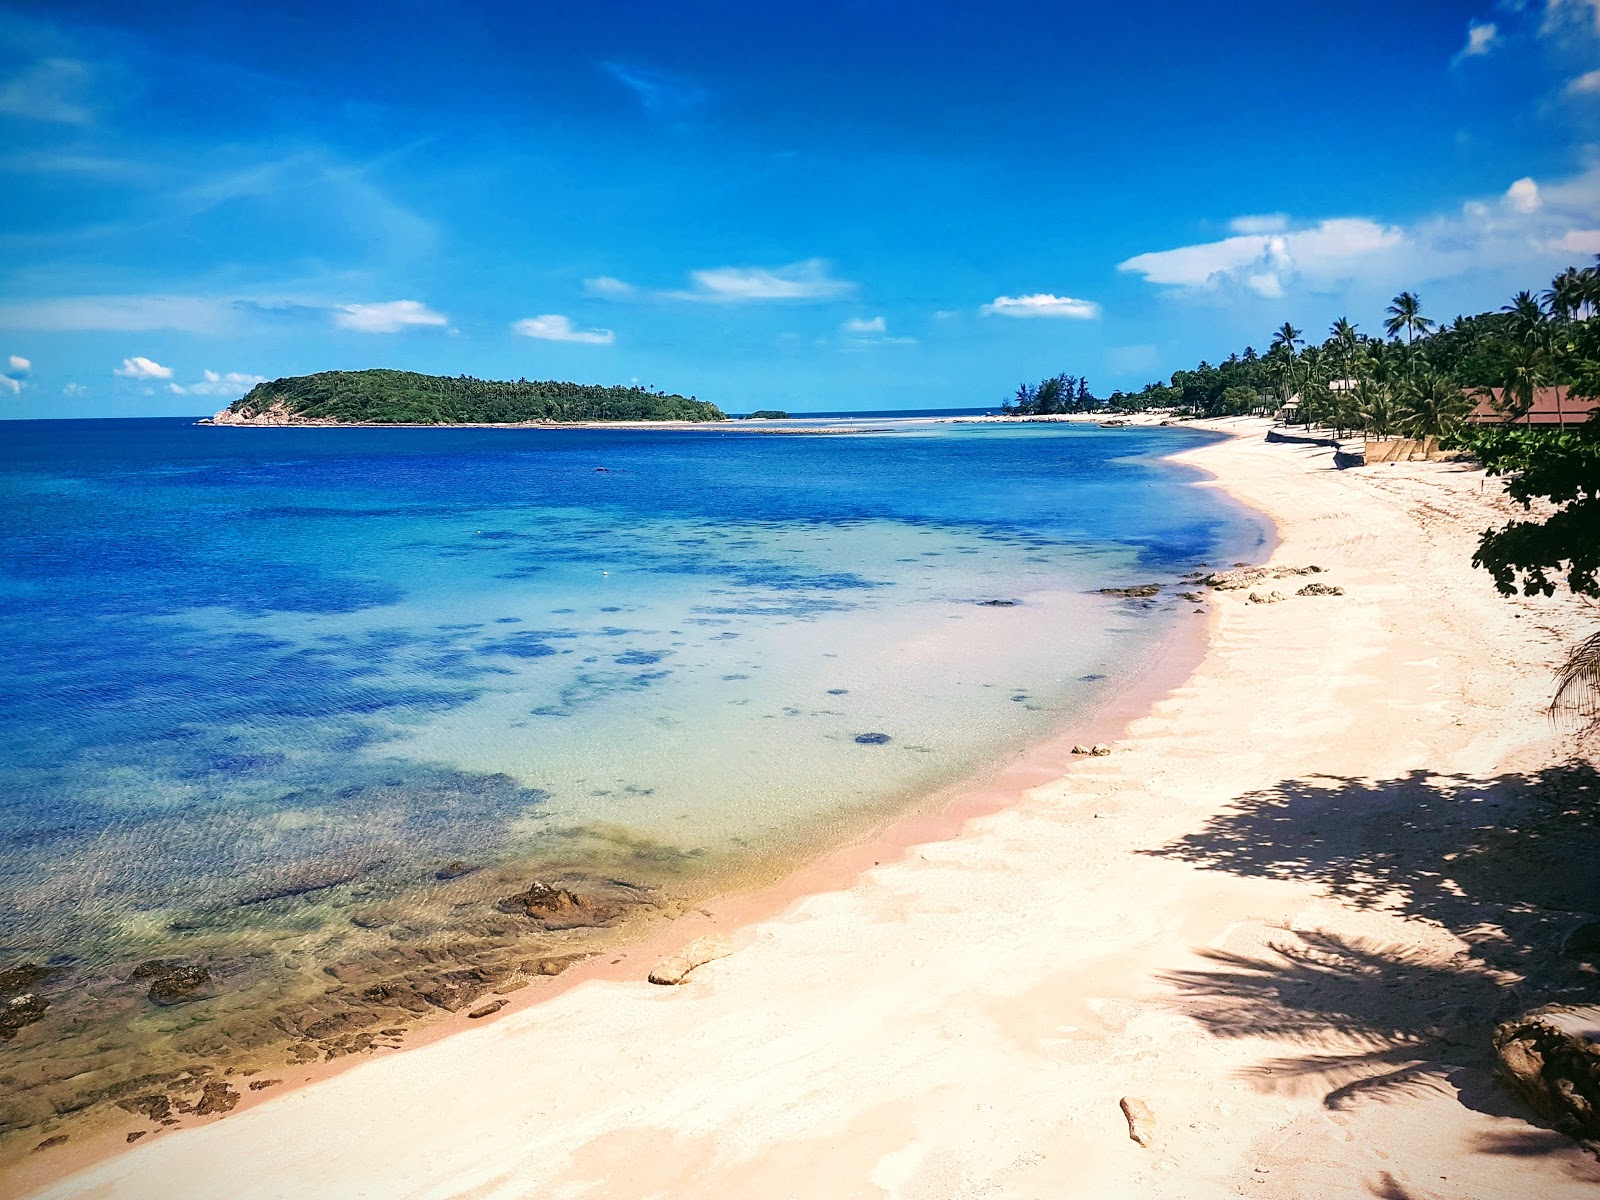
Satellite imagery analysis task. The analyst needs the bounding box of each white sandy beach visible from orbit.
[15,419,1599,1200]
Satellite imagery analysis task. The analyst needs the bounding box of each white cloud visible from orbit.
[1117,166,1600,301]
[1,378,18,395]
[1566,68,1600,93]
[1230,214,1289,235]
[675,259,854,302]
[588,260,854,304]
[1506,176,1542,213]
[839,315,915,345]
[332,300,448,333]
[62,382,87,397]
[0,294,232,333]
[511,314,616,344]
[1560,228,1600,252]
[1453,20,1500,63]
[981,293,1101,319]
[583,276,638,298]
[842,316,887,334]
[0,58,93,125]
[114,356,173,380]
[8,354,30,374]
[169,369,266,397]
[1544,0,1600,38]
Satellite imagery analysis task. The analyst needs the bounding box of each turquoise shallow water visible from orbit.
[0,415,1265,1142]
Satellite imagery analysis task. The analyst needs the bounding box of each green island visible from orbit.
[743,409,791,419]
[208,369,726,425]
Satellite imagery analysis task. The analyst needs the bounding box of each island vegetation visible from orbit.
[744,409,791,419]
[217,369,726,425]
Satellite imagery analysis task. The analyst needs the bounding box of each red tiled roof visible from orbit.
[1469,386,1594,425]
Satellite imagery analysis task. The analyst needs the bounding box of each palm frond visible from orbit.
[1551,629,1600,721]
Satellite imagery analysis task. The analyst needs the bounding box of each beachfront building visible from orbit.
[1470,386,1593,428]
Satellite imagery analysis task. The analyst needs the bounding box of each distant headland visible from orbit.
[201,369,726,426]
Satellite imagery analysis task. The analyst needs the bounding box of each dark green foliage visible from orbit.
[1460,421,1600,598]
[226,369,725,425]
[745,410,791,419]
[1002,373,1097,415]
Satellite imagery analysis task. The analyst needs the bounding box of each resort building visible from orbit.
[1469,386,1593,427]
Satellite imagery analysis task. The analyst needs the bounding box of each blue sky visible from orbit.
[1,0,1598,417]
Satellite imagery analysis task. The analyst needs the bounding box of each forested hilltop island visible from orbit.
[203,369,726,425]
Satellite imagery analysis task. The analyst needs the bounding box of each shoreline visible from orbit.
[3,430,1243,1197]
[19,418,1600,1199]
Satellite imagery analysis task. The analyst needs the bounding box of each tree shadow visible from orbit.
[1145,762,1600,1137]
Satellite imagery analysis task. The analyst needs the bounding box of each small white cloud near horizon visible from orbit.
[842,316,887,334]
[1453,20,1500,64]
[981,293,1101,319]
[583,276,638,298]
[114,356,173,380]
[840,315,916,345]
[62,382,87,397]
[511,314,616,344]
[3,353,30,395]
[169,369,266,397]
[333,300,448,333]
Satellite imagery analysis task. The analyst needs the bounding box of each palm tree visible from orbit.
[1482,340,1546,424]
[1503,290,1547,345]
[1551,631,1600,722]
[1396,371,1472,453]
[1268,323,1304,419]
[1545,268,1587,322]
[1384,291,1434,346]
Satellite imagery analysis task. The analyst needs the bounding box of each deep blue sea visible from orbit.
[0,415,1265,1143]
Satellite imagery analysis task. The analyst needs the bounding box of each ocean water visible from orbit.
[0,416,1265,1147]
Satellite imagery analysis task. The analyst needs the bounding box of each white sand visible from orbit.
[19,420,1600,1200]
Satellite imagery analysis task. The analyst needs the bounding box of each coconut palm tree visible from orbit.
[1545,268,1588,322]
[1551,631,1600,722]
[1482,340,1546,423]
[1384,292,1434,346]
[1396,370,1472,453]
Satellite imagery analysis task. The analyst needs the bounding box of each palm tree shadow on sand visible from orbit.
[1143,760,1600,1170]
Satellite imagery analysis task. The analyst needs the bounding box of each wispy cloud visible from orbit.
[1117,168,1600,300]
[981,293,1101,319]
[1566,68,1600,93]
[333,300,448,333]
[589,259,855,304]
[599,62,708,115]
[0,293,233,333]
[114,356,172,380]
[511,314,615,344]
[583,276,638,299]
[840,315,916,345]
[169,369,265,397]
[0,57,93,124]
[1452,20,1500,65]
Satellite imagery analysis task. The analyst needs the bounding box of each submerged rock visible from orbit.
[143,964,214,1007]
[434,861,477,881]
[976,599,1020,607]
[1493,1005,1600,1139]
[1098,584,1161,599]
[648,935,732,985]
[1,992,48,1041]
[0,963,53,994]
[498,881,624,930]
[854,732,892,745]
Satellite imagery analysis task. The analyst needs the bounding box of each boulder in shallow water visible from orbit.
[1493,1004,1600,1139]
[1071,744,1092,756]
[144,964,213,1006]
[1091,743,1112,756]
[649,935,732,985]
[1,992,48,1040]
[1098,584,1161,599]
[498,881,627,930]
